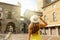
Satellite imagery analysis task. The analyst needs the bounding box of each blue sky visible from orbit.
[0,0,37,16]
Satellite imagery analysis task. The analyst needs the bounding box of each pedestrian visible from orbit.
[28,15,48,40]
[9,25,13,33]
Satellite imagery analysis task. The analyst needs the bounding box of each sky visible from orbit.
[0,0,38,16]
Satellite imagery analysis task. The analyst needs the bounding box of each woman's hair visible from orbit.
[29,15,40,34]
[31,23,39,34]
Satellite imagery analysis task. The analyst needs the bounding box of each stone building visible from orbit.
[24,9,41,19]
[0,2,21,33]
[38,0,60,35]
[19,16,30,33]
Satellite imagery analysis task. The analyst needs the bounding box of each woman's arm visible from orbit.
[39,17,48,28]
[28,24,32,40]
[28,32,31,40]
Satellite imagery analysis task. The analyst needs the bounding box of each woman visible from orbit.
[28,15,48,40]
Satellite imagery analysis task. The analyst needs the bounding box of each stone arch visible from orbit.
[5,22,16,33]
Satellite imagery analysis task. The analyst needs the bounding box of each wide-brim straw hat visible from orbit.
[30,15,40,23]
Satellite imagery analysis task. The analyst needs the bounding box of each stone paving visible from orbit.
[9,34,28,40]
[8,34,60,40]
[0,34,60,40]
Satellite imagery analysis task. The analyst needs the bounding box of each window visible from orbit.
[48,0,51,3]
[0,12,3,19]
[51,0,56,3]
[53,12,56,21]
[43,0,52,6]
[0,7,2,12]
[5,10,8,13]
[44,15,46,21]
[52,4,56,8]
[7,11,12,19]
[0,7,3,19]
[43,0,57,6]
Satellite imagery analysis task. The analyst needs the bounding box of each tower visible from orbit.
[37,0,44,12]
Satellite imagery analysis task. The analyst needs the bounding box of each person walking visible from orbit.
[28,15,48,40]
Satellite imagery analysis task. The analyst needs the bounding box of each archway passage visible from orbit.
[5,22,16,33]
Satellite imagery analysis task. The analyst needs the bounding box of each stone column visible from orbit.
[56,27,58,35]
[43,28,46,35]
[49,27,51,35]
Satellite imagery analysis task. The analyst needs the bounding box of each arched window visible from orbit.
[44,15,46,21]
[53,12,56,21]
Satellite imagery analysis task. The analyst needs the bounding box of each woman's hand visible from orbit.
[40,17,43,20]
[38,12,43,17]
[39,17,48,28]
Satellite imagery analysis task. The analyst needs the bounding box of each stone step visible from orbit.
[0,34,6,40]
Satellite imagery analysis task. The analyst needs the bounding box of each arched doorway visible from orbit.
[20,22,28,33]
[5,22,16,33]
[22,22,30,33]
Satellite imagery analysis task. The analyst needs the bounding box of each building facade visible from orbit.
[24,9,42,19]
[0,2,21,33]
[38,0,60,35]
[19,16,30,33]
